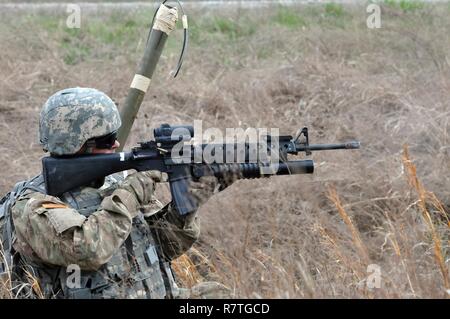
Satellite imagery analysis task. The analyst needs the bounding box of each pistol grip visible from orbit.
[168,166,198,216]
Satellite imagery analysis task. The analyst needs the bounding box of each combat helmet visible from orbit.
[39,87,122,156]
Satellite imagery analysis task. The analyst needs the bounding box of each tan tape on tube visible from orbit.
[182,15,188,29]
[130,74,151,93]
[153,4,178,35]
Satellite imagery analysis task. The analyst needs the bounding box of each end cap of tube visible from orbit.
[345,141,361,149]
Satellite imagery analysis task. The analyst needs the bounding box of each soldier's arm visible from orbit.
[149,204,200,261]
[11,172,157,270]
[149,176,218,261]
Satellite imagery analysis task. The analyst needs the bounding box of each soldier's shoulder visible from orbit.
[13,190,50,208]
[7,190,47,223]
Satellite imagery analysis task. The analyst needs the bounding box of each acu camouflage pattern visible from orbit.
[39,88,121,155]
[8,172,200,299]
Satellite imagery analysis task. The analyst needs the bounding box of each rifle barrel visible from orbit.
[297,141,360,152]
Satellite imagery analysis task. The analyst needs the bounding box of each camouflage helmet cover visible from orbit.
[39,87,122,155]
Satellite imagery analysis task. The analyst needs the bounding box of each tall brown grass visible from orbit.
[402,144,449,291]
[0,241,13,299]
[173,145,449,298]
[1,3,449,298]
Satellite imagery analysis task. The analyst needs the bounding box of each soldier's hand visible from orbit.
[121,170,163,205]
[188,176,218,207]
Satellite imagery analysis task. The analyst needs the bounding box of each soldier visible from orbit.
[0,87,230,299]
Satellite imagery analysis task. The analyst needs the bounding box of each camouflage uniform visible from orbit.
[0,88,228,299]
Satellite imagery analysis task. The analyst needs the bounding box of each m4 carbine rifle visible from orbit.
[42,124,360,216]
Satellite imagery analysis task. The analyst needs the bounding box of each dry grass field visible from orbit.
[0,2,449,298]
